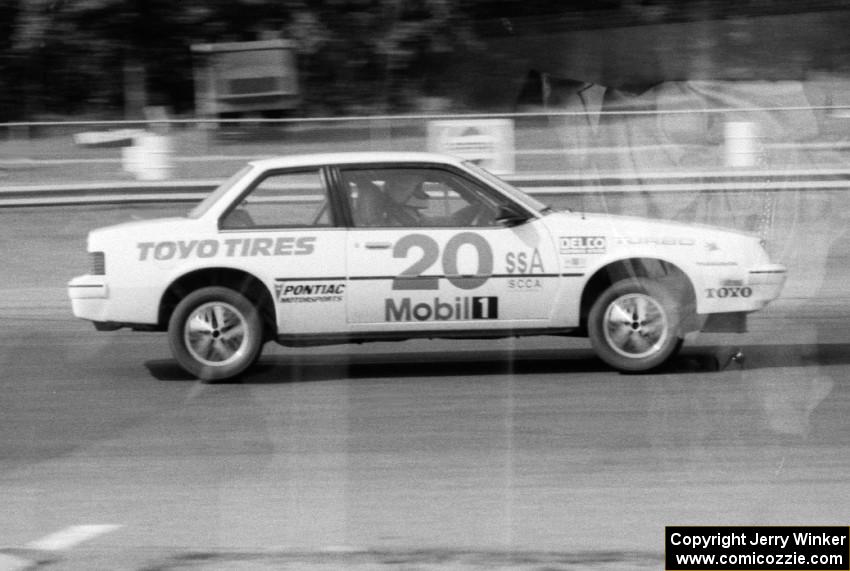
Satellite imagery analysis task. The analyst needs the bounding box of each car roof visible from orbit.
[247,151,467,170]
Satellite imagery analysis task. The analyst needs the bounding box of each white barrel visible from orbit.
[724,121,761,168]
[122,132,173,181]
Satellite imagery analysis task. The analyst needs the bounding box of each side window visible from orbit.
[342,167,505,228]
[220,169,330,229]
[418,181,470,220]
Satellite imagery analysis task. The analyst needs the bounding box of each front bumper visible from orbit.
[746,263,787,308]
[698,263,787,332]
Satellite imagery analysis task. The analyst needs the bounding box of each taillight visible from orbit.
[90,252,105,275]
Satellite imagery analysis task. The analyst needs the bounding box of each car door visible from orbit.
[218,166,348,336]
[339,164,560,332]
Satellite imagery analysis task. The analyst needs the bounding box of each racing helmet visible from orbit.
[386,172,429,209]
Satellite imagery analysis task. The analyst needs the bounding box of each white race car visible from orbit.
[68,152,786,380]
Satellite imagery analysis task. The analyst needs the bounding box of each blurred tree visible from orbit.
[0,0,20,52]
[287,0,477,113]
[5,0,840,120]
[0,0,483,119]
[0,0,22,121]
[2,0,288,118]
[372,0,478,111]
[58,0,204,118]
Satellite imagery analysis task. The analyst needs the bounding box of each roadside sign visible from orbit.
[427,119,515,174]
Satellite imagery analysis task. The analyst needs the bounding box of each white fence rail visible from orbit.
[1,170,847,207]
[2,105,849,175]
[1,106,849,206]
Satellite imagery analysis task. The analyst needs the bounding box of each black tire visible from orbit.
[168,286,264,381]
[588,278,684,372]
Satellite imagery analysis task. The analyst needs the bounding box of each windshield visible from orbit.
[462,160,551,214]
[187,165,253,219]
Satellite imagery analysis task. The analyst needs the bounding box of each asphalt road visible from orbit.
[0,201,848,570]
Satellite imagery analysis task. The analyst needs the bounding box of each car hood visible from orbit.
[542,210,772,267]
[546,210,757,241]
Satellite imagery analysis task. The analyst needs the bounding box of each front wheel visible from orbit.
[168,286,264,381]
[588,278,684,372]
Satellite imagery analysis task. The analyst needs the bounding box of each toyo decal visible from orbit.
[137,237,315,261]
[385,296,498,321]
[706,286,752,299]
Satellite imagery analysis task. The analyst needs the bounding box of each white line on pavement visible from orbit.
[0,553,33,571]
[25,524,122,552]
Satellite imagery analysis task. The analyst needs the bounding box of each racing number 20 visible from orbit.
[392,233,493,290]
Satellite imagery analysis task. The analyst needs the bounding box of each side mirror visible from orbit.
[495,204,530,227]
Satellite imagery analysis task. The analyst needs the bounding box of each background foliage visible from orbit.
[1,0,495,120]
[0,0,846,121]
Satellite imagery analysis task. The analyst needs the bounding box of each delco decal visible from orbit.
[385,296,498,321]
[560,236,606,254]
[275,282,345,304]
[505,249,544,274]
[137,237,316,261]
[706,286,753,299]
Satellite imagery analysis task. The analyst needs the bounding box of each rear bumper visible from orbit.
[68,274,110,322]
[69,274,161,330]
[68,275,108,299]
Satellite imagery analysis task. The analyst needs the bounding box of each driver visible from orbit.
[384,172,429,226]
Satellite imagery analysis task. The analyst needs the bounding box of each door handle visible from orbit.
[365,242,392,250]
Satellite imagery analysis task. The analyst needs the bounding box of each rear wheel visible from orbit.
[588,278,683,372]
[168,286,264,381]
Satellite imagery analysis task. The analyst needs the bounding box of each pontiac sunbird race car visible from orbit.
[68,152,787,380]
